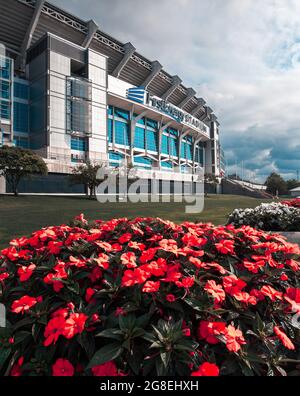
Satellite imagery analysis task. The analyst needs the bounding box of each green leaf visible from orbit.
[96,329,124,341]
[0,348,11,371]
[87,343,123,369]
[160,351,171,369]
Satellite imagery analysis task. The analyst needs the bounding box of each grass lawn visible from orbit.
[0,194,270,249]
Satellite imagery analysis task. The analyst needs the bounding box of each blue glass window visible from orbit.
[162,134,169,155]
[147,118,157,129]
[134,156,152,168]
[186,144,192,160]
[161,161,173,169]
[0,80,10,100]
[115,120,130,146]
[147,130,157,152]
[115,107,129,121]
[0,57,11,80]
[109,152,124,161]
[170,137,178,157]
[14,82,29,100]
[0,101,10,120]
[14,102,29,133]
[134,126,145,149]
[71,137,87,151]
[14,136,29,149]
[108,119,113,144]
[108,106,113,116]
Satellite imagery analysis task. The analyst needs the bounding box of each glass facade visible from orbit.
[66,77,92,136]
[13,78,30,148]
[107,105,205,171]
[71,136,87,151]
[0,56,12,122]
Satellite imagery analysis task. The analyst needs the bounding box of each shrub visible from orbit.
[0,215,300,377]
[228,203,300,231]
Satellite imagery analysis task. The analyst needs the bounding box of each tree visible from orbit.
[265,172,287,196]
[0,146,48,196]
[70,161,105,199]
[286,179,300,191]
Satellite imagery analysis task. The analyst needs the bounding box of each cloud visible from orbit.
[51,0,300,182]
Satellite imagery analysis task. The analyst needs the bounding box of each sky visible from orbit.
[51,0,300,183]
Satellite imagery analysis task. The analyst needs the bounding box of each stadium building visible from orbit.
[0,0,225,194]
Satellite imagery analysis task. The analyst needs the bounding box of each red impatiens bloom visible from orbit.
[142,281,160,293]
[47,241,63,255]
[140,248,157,264]
[274,326,295,351]
[17,264,36,282]
[260,285,283,302]
[222,275,246,296]
[52,358,74,377]
[121,268,149,287]
[85,288,96,303]
[11,296,39,314]
[166,294,176,303]
[284,287,300,313]
[204,280,226,304]
[198,321,226,344]
[44,316,67,347]
[191,362,220,377]
[10,357,24,377]
[118,233,132,244]
[120,252,137,268]
[224,325,246,353]
[0,272,9,282]
[92,361,118,376]
[63,313,88,339]
[176,277,195,289]
[215,240,235,255]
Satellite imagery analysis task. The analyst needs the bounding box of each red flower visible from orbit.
[142,281,160,293]
[47,241,63,255]
[93,253,110,269]
[121,252,137,268]
[140,248,157,264]
[191,362,220,377]
[274,326,295,350]
[17,264,36,282]
[11,296,38,314]
[121,268,149,287]
[260,285,283,302]
[10,357,24,377]
[63,313,88,339]
[74,213,88,224]
[44,316,67,347]
[198,321,226,344]
[224,325,246,353]
[280,273,289,281]
[166,294,176,303]
[118,233,132,244]
[85,288,95,303]
[215,240,235,255]
[223,275,246,296]
[52,358,74,377]
[92,361,118,376]
[0,272,9,282]
[204,280,226,304]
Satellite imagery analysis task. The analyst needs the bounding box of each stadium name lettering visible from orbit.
[149,97,208,134]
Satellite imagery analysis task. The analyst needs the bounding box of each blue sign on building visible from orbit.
[126,87,149,105]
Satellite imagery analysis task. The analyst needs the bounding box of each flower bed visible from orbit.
[0,215,300,376]
[282,198,300,209]
[228,202,300,232]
